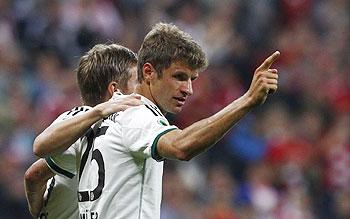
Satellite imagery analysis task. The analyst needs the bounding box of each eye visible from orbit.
[191,76,198,82]
[173,73,188,81]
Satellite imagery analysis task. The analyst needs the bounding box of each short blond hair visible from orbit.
[137,23,208,82]
[77,44,137,106]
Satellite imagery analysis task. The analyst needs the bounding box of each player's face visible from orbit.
[124,65,138,94]
[150,61,198,114]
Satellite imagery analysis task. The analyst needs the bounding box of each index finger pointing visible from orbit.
[257,51,280,71]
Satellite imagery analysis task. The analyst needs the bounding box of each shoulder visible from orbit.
[65,106,91,117]
[120,104,164,126]
[53,106,92,124]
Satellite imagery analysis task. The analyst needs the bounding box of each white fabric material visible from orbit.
[38,175,78,219]
[40,106,91,219]
[78,95,177,219]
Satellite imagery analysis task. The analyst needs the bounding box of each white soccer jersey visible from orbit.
[78,95,177,219]
[41,106,91,219]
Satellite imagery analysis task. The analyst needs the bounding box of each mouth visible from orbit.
[174,97,186,106]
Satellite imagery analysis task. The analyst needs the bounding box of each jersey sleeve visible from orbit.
[120,106,177,161]
[44,106,92,178]
[45,142,77,179]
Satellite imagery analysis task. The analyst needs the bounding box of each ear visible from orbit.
[107,81,119,97]
[143,63,156,84]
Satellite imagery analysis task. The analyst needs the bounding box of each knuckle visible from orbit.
[255,71,263,78]
[258,77,267,84]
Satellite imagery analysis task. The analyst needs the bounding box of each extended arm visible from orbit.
[34,94,141,157]
[24,159,55,218]
[158,51,280,161]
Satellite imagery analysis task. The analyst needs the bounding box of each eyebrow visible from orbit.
[191,72,199,79]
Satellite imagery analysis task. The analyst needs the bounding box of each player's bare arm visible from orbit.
[34,94,142,157]
[24,159,55,218]
[157,51,280,161]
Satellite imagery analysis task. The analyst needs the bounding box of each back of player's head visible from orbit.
[137,22,208,82]
[77,44,137,106]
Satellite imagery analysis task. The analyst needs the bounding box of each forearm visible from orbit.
[159,94,254,160]
[34,109,102,157]
[24,159,54,217]
[34,95,142,157]
[25,181,46,217]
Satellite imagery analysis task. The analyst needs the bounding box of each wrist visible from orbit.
[240,92,257,109]
[91,104,106,119]
[29,207,39,218]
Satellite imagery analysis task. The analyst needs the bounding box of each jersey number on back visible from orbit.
[78,126,109,202]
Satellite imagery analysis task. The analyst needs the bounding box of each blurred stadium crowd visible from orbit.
[0,0,349,218]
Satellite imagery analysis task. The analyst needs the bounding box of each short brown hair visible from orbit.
[77,44,137,106]
[137,23,208,82]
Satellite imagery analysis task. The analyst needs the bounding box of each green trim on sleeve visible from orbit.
[45,157,75,179]
[151,128,177,162]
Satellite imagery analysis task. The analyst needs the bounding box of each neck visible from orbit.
[135,83,153,102]
[135,83,167,115]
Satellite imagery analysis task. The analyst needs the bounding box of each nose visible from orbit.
[181,80,193,96]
